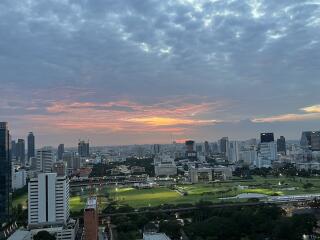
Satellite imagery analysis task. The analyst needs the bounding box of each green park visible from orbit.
[13,176,320,213]
[68,176,320,211]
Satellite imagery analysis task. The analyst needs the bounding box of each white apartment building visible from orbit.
[12,169,27,190]
[257,142,277,168]
[228,141,240,163]
[28,173,70,228]
[36,147,54,173]
[239,149,257,166]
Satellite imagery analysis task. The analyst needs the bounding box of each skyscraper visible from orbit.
[28,173,69,227]
[27,132,35,162]
[277,136,286,155]
[258,133,277,168]
[260,133,274,143]
[311,131,320,151]
[185,140,197,160]
[16,139,25,165]
[78,140,89,158]
[153,144,161,155]
[57,144,65,160]
[228,141,240,163]
[300,131,320,151]
[0,122,12,223]
[11,140,16,160]
[36,147,54,173]
[219,137,229,156]
[300,131,312,150]
[204,141,210,156]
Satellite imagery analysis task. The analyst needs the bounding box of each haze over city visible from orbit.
[1,0,320,146]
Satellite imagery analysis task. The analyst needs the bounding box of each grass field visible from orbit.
[93,176,320,208]
[69,194,109,212]
[13,176,320,211]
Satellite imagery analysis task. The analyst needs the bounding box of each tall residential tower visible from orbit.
[27,132,35,162]
[0,122,12,223]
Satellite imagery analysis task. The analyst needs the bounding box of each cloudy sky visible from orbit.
[0,0,320,147]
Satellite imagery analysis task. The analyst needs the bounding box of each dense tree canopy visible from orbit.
[34,231,56,240]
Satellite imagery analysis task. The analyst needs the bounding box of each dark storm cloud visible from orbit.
[0,0,319,145]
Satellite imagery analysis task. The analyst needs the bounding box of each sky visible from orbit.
[0,0,320,147]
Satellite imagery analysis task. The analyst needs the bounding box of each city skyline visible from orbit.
[1,0,320,146]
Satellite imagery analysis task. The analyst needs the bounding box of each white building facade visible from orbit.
[36,148,54,173]
[28,173,69,227]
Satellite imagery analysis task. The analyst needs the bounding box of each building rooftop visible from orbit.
[85,197,97,209]
[7,230,30,240]
[143,233,171,240]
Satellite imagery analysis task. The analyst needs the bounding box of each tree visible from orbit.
[34,231,56,240]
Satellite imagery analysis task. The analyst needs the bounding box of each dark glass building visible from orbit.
[311,131,320,151]
[0,122,12,224]
[260,133,274,143]
[57,144,65,160]
[16,139,25,165]
[219,137,229,154]
[277,136,286,155]
[78,140,90,157]
[185,140,197,161]
[300,131,320,151]
[300,131,312,150]
[11,140,16,159]
[27,132,35,161]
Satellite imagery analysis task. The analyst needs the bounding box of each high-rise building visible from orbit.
[239,148,257,166]
[211,142,219,154]
[12,169,27,190]
[36,147,53,173]
[27,132,35,162]
[16,139,25,165]
[277,136,286,155]
[300,131,320,151]
[260,133,274,143]
[63,152,81,174]
[153,144,161,155]
[257,142,277,168]
[185,140,197,160]
[301,131,312,150]
[0,122,12,223]
[53,162,67,177]
[57,144,64,160]
[228,141,239,163]
[28,173,69,227]
[83,197,99,240]
[311,131,320,151]
[219,137,229,156]
[78,140,89,158]
[11,140,16,160]
[204,141,210,156]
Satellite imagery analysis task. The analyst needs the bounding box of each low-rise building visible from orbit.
[154,155,177,176]
[189,167,213,183]
[131,166,145,174]
[155,163,177,176]
[213,166,232,180]
[7,230,31,240]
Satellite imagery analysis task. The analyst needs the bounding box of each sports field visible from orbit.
[14,176,320,212]
[70,176,320,209]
